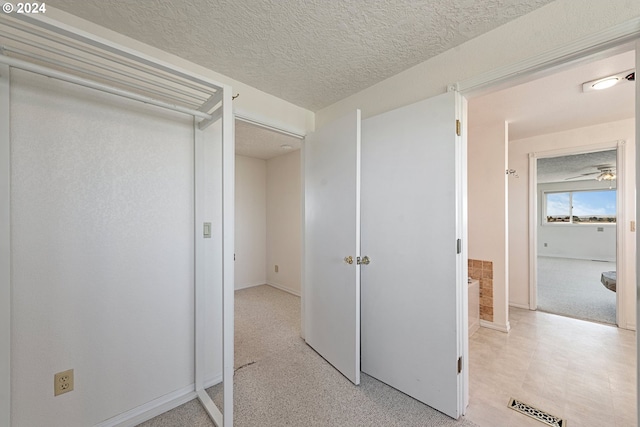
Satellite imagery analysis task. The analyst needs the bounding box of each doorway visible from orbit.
[468,47,635,329]
[233,118,303,297]
[536,149,618,325]
[232,116,305,370]
[464,44,636,425]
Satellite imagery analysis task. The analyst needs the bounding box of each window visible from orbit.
[544,190,616,224]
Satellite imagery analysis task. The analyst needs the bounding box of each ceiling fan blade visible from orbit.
[564,172,599,180]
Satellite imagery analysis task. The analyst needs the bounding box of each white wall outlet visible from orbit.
[54,369,74,396]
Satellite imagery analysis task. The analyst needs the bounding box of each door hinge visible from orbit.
[457,356,462,374]
[456,239,462,254]
[456,119,461,136]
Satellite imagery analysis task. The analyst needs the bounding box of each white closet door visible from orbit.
[361,91,465,418]
[304,110,361,385]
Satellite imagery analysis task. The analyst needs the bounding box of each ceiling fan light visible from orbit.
[596,171,616,181]
[591,77,619,90]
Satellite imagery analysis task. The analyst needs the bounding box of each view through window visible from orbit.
[545,189,616,223]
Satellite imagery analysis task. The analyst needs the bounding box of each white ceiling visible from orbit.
[46,0,555,111]
[235,120,302,160]
[468,50,635,141]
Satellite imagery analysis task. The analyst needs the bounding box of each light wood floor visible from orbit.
[465,307,636,427]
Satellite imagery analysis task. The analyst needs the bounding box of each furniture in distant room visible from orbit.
[601,271,616,292]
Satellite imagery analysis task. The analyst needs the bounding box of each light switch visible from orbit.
[631,221,636,232]
[203,222,212,238]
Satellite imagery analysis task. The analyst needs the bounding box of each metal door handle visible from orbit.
[344,256,354,265]
[357,256,371,265]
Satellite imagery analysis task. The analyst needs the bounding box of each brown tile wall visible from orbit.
[468,259,493,322]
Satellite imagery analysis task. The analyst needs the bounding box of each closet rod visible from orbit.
[3,18,217,97]
[0,54,214,120]
[13,14,223,93]
[0,33,210,103]
[1,46,204,108]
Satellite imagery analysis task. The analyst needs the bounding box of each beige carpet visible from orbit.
[537,256,616,324]
[140,285,480,427]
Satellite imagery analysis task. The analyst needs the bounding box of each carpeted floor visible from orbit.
[139,285,480,427]
[537,256,616,324]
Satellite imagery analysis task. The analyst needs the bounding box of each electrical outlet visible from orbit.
[275,265,279,273]
[54,369,74,396]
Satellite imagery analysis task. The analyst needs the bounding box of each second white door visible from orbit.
[361,91,466,419]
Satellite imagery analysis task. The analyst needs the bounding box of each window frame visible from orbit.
[542,188,617,225]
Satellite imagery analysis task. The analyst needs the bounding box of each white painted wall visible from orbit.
[468,121,509,331]
[9,69,223,426]
[316,0,640,127]
[235,155,267,289]
[537,180,617,262]
[266,150,302,296]
[509,118,635,328]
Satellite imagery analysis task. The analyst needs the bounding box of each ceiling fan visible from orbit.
[564,165,616,181]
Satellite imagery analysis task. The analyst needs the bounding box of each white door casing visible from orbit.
[303,109,361,385]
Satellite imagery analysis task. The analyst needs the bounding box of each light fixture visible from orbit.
[280,144,293,150]
[582,69,634,92]
[591,77,619,90]
[596,169,616,181]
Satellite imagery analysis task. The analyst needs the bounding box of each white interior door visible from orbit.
[361,91,466,418]
[303,110,361,385]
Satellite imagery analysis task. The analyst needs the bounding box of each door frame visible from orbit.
[527,141,628,328]
[454,19,640,332]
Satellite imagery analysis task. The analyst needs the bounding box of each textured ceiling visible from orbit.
[46,0,555,111]
[537,150,617,184]
[235,120,301,160]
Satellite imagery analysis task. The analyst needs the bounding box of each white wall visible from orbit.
[234,151,301,295]
[468,121,509,331]
[316,0,640,127]
[235,155,267,289]
[266,150,302,296]
[9,69,222,426]
[537,180,617,262]
[509,118,635,328]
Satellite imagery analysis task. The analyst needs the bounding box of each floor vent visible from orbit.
[508,398,566,427]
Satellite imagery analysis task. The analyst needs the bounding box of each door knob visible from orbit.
[357,256,371,265]
[344,256,354,265]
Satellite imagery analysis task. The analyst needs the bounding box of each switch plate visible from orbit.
[275,265,279,273]
[203,222,212,238]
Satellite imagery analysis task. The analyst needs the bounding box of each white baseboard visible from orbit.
[480,320,511,333]
[94,374,223,427]
[267,281,301,297]
[509,302,532,310]
[94,385,196,427]
[235,282,265,291]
